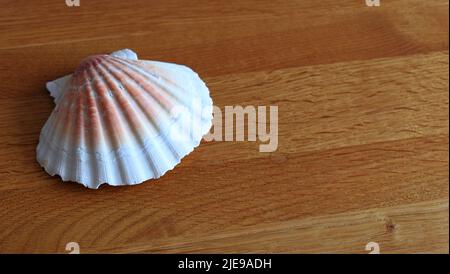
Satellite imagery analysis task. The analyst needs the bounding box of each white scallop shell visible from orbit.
[37,49,213,189]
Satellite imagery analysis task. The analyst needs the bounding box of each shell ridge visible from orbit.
[95,61,155,147]
[108,58,194,108]
[146,62,210,113]
[88,64,129,148]
[102,58,177,122]
[110,58,212,137]
[38,109,209,175]
[37,113,208,188]
[85,76,110,184]
[98,58,193,179]
[110,56,160,79]
[103,58,178,114]
[97,60,165,137]
[40,90,78,150]
[122,58,203,106]
[86,63,126,187]
[56,90,82,179]
[74,93,86,183]
[87,64,143,184]
[37,110,190,163]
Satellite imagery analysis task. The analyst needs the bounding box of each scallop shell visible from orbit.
[37,49,213,189]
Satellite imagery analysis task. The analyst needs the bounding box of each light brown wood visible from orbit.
[0,0,448,253]
[91,199,449,254]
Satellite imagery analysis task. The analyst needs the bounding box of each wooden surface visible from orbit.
[0,0,448,254]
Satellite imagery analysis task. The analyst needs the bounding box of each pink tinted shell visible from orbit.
[37,50,213,189]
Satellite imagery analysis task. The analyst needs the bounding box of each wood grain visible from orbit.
[91,199,449,254]
[0,0,448,253]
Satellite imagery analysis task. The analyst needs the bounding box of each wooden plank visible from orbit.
[0,134,447,253]
[0,0,448,76]
[0,52,447,191]
[90,199,450,254]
